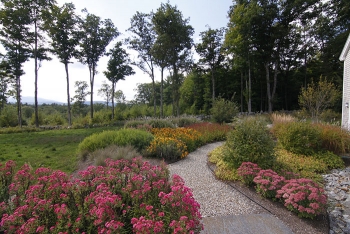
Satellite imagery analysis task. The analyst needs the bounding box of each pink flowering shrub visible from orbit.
[0,158,203,233]
[253,169,285,199]
[276,178,327,219]
[237,162,261,186]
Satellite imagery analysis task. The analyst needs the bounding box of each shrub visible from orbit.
[315,123,350,154]
[187,122,231,144]
[236,162,261,186]
[88,145,141,166]
[208,145,238,181]
[0,105,19,127]
[77,129,154,157]
[0,158,203,233]
[151,128,202,153]
[274,121,321,155]
[170,116,199,127]
[148,119,175,129]
[91,110,112,124]
[224,117,275,169]
[253,169,285,199]
[146,137,188,162]
[0,126,39,134]
[276,178,327,219]
[274,148,325,182]
[210,98,239,124]
[44,113,66,126]
[311,151,344,170]
[124,120,147,128]
[124,120,153,132]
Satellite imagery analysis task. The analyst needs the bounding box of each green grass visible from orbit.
[0,127,120,173]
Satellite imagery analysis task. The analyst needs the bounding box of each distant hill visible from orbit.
[8,96,64,105]
[8,96,106,105]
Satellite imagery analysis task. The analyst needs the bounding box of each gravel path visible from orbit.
[168,142,264,217]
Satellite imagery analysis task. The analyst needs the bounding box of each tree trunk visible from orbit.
[89,66,94,120]
[65,62,72,126]
[151,62,156,117]
[265,63,272,113]
[248,63,252,114]
[173,64,180,117]
[160,67,164,118]
[240,71,243,113]
[211,67,215,101]
[152,78,156,117]
[34,20,39,128]
[16,76,22,127]
[111,82,115,120]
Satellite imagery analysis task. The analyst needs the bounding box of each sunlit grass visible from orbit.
[0,127,119,173]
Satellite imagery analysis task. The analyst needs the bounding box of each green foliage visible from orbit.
[299,77,340,121]
[44,113,66,126]
[210,97,238,124]
[208,145,238,181]
[147,119,175,128]
[273,148,325,182]
[124,120,148,129]
[71,115,91,129]
[169,116,199,127]
[311,151,344,170]
[224,117,275,169]
[90,109,111,124]
[0,105,18,127]
[77,129,154,158]
[0,126,39,134]
[274,121,321,155]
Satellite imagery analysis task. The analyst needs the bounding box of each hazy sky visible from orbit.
[20,0,233,103]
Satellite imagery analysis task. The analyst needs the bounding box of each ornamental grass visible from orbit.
[187,122,231,144]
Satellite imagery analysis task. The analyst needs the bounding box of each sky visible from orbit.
[20,0,233,103]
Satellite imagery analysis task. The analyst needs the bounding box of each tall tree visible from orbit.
[44,2,79,126]
[226,0,319,113]
[127,12,157,115]
[196,27,225,101]
[98,81,112,109]
[71,80,89,117]
[29,0,56,127]
[0,0,32,127]
[78,9,118,119]
[152,2,194,116]
[0,57,14,112]
[103,42,134,119]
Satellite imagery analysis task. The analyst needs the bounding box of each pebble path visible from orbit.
[168,141,350,234]
[168,142,264,217]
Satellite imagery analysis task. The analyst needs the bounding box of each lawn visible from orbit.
[0,127,120,173]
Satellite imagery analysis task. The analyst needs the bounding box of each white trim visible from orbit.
[340,34,350,61]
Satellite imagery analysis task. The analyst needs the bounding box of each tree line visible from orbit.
[0,0,349,127]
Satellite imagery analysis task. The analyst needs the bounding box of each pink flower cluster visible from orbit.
[0,158,203,233]
[253,169,285,199]
[276,178,327,219]
[236,162,261,186]
[237,162,327,219]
